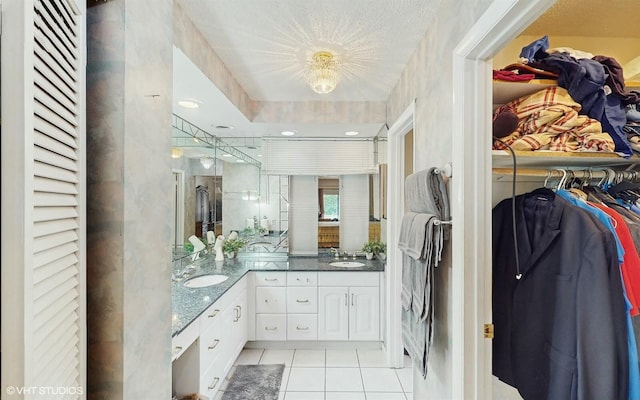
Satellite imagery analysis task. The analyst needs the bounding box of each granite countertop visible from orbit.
[172,254,385,336]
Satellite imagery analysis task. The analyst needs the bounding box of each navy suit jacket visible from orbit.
[492,188,628,400]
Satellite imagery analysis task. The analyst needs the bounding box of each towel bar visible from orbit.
[433,162,453,178]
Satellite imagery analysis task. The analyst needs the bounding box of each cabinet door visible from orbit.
[349,286,380,341]
[318,287,349,340]
[231,289,248,355]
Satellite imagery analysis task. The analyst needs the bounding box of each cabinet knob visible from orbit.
[296,326,309,331]
[265,278,278,282]
[208,339,220,350]
[208,309,220,318]
[265,326,278,331]
[296,299,309,303]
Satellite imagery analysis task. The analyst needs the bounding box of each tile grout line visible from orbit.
[323,349,327,400]
[356,349,369,400]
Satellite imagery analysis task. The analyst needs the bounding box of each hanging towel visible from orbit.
[398,212,435,260]
[405,168,450,220]
[399,168,450,379]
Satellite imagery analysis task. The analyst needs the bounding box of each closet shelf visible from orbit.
[492,150,640,168]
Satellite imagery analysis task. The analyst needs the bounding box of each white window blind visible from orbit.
[262,140,376,176]
[32,0,83,395]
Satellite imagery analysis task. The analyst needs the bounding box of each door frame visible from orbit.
[386,100,415,368]
[450,0,556,398]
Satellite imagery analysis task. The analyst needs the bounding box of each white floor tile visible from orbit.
[284,392,324,400]
[395,367,413,392]
[326,349,359,367]
[357,349,388,367]
[234,348,264,365]
[325,367,363,392]
[325,392,366,400]
[366,392,407,400]
[360,368,404,392]
[260,349,295,367]
[280,367,291,392]
[286,367,325,392]
[292,349,326,367]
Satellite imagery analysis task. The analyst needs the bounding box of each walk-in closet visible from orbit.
[488,0,640,399]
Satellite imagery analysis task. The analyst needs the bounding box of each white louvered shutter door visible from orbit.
[1,0,86,398]
[32,0,84,396]
[32,0,85,399]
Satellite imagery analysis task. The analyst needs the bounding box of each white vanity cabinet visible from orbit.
[286,272,318,340]
[318,272,380,341]
[253,270,380,342]
[255,272,287,340]
[172,275,248,400]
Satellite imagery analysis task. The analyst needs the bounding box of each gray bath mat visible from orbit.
[221,364,285,400]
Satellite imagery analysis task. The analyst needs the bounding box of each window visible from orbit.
[321,190,340,219]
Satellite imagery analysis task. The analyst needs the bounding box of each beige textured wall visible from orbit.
[86,0,173,399]
[385,0,494,397]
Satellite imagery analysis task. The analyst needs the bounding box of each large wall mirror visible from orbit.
[282,173,383,256]
[171,125,289,257]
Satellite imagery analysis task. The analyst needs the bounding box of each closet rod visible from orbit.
[493,167,624,179]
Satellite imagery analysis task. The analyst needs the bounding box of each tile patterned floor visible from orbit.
[215,348,413,400]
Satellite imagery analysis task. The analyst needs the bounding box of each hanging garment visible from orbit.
[493,188,629,400]
[492,86,614,153]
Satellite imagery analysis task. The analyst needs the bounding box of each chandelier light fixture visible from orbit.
[305,51,341,94]
[200,156,214,169]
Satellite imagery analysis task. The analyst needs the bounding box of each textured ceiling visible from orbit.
[177,0,439,102]
[523,0,640,38]
[173,0,640,157]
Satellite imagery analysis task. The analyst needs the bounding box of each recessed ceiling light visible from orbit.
[178,99,200,109]
[256,154,262,157]
[236,159,245,163]
[345,131,359,136]
[222,154,232,157]
[281,130,296,136]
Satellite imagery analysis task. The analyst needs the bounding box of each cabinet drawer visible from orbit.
[287,271,318,286]
[200,305,233,371]
[287,314,318,340]
[200,297,230,333]
[318,271,380,286]
[254,271,287,286]
[199,353,229,400]
[256,286,287,314]
[171,320,198,362]
[256,314,287,340]
[286,287,318,313]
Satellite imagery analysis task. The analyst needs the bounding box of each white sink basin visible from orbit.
[329,261,365,268]
[183,274,229,288]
